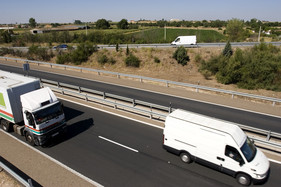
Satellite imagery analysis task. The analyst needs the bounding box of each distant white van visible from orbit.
[163,109,270,186]
[171,36,196,45]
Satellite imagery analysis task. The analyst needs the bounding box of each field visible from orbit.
[130,28,226,43]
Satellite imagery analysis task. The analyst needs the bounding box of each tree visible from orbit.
[226,18,245,41]
[29,17,37,28]
[117,19,129,29]
[74,20,82,24]
[222,41,233,57]
[96,19,110,29]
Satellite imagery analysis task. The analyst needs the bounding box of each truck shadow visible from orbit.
[63,106,84,121]
[42,106,94,147]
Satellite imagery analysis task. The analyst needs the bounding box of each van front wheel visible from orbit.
[236,173,251,186]
[180,152,192,163]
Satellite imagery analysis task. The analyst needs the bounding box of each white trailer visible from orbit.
[171,36,197,45]
[0,70,66,146]
[163,109,269,186]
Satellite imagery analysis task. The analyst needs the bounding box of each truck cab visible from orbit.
[21,87,66,146]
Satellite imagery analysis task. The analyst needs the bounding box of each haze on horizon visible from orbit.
[1,0,280,24]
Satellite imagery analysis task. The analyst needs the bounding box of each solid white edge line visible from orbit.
[268,158,281,165]
[98,136,139,153]
[0,129,104,187]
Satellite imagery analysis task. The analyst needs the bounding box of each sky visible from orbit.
[1,0,281,24]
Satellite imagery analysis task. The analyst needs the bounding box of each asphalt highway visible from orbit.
[0,63,280,134]
[9,100,281,186]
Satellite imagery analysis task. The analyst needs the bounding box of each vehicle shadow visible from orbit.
[63,106,84,121]
[43,118,94,147]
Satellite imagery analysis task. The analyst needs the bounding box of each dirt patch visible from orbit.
[0,170,22,187]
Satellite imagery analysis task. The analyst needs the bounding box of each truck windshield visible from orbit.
[240,137,257,162]
[33,102,63,124]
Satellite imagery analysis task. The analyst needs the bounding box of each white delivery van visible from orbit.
[171,36,197,45]
[163,109,270,186]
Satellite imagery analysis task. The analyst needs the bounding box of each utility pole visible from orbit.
[164,24,166,41]
[258,26,261,42]
[86,22,88,36]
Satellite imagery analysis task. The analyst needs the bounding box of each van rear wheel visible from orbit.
[236,173,251,186]
[180,152,192,163]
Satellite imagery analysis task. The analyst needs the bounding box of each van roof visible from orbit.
[168,109,246,147]
[0,70,38,89]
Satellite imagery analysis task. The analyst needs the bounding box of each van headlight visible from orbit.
[254,172,267,179]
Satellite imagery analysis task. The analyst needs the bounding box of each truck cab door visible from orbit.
[24,111,36,129]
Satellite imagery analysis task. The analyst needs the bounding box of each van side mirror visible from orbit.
[239,160,245,166]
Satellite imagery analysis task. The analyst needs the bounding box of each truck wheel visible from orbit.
[1,120,11,132]
[236,173,251,186]
[180,152,192,163]
[25,133,35,146]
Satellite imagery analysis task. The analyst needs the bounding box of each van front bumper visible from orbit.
[252,168,270,184]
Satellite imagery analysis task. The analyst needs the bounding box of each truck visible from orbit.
[171,35,197,45]
[0,70,66,146]
[163,109,270,186]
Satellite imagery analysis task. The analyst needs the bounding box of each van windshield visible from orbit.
[33,102,63,125]
[240,137,257,162]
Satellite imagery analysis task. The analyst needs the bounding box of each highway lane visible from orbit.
[0,63,280,134]
[9,100,281,186]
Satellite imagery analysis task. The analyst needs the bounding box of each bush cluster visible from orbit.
[56,42,97,65]
[173,46,190,66]
[0,45,53,61]
[125,54,140,67]
[200,43,281,91]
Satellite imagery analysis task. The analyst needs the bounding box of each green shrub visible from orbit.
[172,46,190,66]
[98,54,108,65]
[125,54,140,67]
[56,53,70,64]
[154,57,160,63]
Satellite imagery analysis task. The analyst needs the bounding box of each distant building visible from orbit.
[0,27,14,30]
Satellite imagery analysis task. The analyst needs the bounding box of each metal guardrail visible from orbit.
[1,56,280,106]
[0,159,33,187]
[40,79,281,151]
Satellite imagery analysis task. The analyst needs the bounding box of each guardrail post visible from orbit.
[78,86,81,93]
[266,130,271,141]
[28,179,34,187]
[232,94,234,99]
[166,81,169,87]
[114,101,117,109]
[50,64,52,68]
[132,99,135,107]
[57,82,60,88]
[103,92,106,99]
[98,71,100,76]
[272,101,275,107]
[169,102,172,113]
[61,88,64,95]
[85,95,88,101]
[117,73,120,79]
[140,78,142,83]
